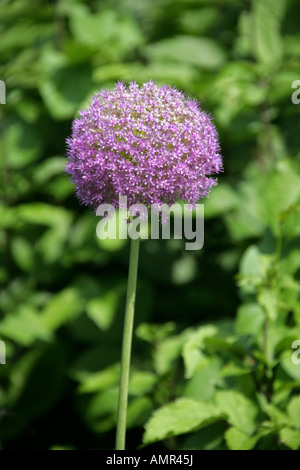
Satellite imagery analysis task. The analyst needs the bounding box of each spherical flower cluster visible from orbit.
[66,81,222,210]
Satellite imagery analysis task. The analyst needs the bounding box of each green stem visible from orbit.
[115,238,140,450]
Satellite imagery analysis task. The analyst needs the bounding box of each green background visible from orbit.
[1,0,300,450]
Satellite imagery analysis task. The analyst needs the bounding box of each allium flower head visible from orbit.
[66,81,222,210]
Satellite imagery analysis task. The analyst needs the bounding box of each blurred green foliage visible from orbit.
[1,0,300,450]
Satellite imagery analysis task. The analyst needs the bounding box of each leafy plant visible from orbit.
[1,0,300,450]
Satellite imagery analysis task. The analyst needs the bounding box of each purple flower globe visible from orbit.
[66,81,222,210]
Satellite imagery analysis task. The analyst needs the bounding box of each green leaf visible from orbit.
[252,0,286,68]
[86,291,119,330]
[216,390,258,435]
[181,422,226,450]
[71,7,114,46]
[16,203,73,263]
[0,307,52,346]
[78,363,120,393]
[240,245,261,277]
[204,183,238,218]
[39,65,93,120]
[81,387,119,432]
[154,329,191,376]
[211,62,266,126]
[77,365,156,396]
[287,396,300,430]
[225,427,259,450]
[205,336,245,357]
[261,167,300,235]
[33,156,65,184]
[2,119,43,169]
[0,21,52,52]
[143,398,222,444]
[235,303,265,336]
[281,201,300,239]
[41,288,82,330]
[145,36,226,70]
[279,427,300,450]
[0,204,17,229]
[262,401,289,428]
[183,359,223,401]
[258,289,277,321]
[70,7,143,52]
[136,322,176,344]
[127,397,153,429]
[10,236,33,271]
[17,203,72,227]
[180,8,219,35]
[182,325,217,378]
[225,207,264,242]
[129,371,157,396]
[3,349,42,406]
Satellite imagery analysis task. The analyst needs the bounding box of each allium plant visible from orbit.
[66,81,222,450]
